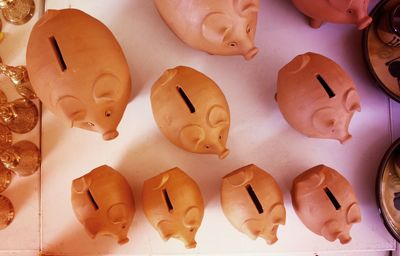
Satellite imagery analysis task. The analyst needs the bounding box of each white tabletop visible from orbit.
[1,0,399,255]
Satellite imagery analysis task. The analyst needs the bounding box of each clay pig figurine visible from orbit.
[154,0,260,60]
[26,9,131,140]
[291,0,372,29]
[276,52,361,144]
[142,167,204,248]
[71,165,135,244]
[291,164,361,244]
[221,164,286,244]
[151,66,230,159]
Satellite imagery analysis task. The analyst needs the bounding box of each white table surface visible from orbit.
[1,0,399,255]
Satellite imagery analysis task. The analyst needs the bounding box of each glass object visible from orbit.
[0,140,39,176]
[0,0,35,25]
[0,98,38,134]
[0,57,37,99]
[0,195,14,230]
[0,164,11,193]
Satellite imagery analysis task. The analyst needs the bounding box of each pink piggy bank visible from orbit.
[276,52,361,144]
[291,0,372,29]
[26,9,131,140]
[71,165,135,244]
[291,165,361,244]
[221,164,286,244]
[151,66,230,159]
[142,167,204,248]
[154,0,260,60]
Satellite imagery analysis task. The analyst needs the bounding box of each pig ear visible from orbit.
[344,89,361,113]
[225,167,254,187]
[56,96,86,123]
[71,176,91,193]
[107,203,128,224]
[208,105,229,127]
[183,207,202,228]
[157,220,175,241]
[179,125,205,151]
[233,0,259,15]
[153,173,170,190]
[346,203,362,224]
[84,219,99,238]
[202,12,233,44]
[282,53,311,74]
[93,74,121,102]
[270,203,286,225]
[312,107,336,134]
[241,219,262,240]
[293,171,326,196]
[328,0,352,12]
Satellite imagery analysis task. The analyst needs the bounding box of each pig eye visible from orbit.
[219,135,222,140]
[189,228,195,232]
[105,110,112,117]
[246,25,251,34]
[347,9,353,14]
[229,42,237,47]
[205,145,211,149]
[86,122,95,127]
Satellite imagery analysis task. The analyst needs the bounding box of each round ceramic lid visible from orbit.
[0,195,14,230]
[363,0,400,102]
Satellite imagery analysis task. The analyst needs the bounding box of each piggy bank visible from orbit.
[291,0,372,29]
[26,9,131,140]
[151,66,230,159]
[71,165,135,244]
[291,164,361,244]
[142,167,204,248]
[276,52,361,144]
[154,0,259,60]
[221,164,286,244]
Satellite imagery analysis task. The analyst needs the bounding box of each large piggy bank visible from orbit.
[276,52,361,144]
[154,0,259,60]
[71,165,135,244]
[26,9,131,140]
[142,167,204,248]
[291,165,361,244]
[151,66,230,159]
[221,164,286,244]
[291,0,372,29]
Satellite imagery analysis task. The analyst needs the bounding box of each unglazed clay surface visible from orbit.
[71,165,135,244]
[26,9,131,140]
[151,66,230,159]
[291,0,372,29]
[154,0,259,60]
[142,167,204,249]
[221,164,286,245]
[291,165,361,244]
[276,52,361,144]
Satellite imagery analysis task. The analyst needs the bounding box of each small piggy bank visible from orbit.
[71,165,135,244]
[291,0,372,29]
[291,164,361,244]
[221,164,286,244]
[151,66,230,159]
[26,9,131,140]
[154,0,259,60]
[276,52,361,144]
[142,167,204,248]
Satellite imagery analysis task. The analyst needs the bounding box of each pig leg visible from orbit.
[309,18,323,29]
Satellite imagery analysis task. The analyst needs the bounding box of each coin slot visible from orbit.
[316,74,335,98]
[49,36,67,72]
[324,187,341,210]
[163,189,173,212]
[87,189,99,210]
[246,184,264,214]
[176,86,195,113]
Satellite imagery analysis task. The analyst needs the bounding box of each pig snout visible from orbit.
[117,236,129,245]
[185,240,197,249]
[238,35,258,60]
[103,130,119,140]
[219,148,230,159]
[338,233,352,244]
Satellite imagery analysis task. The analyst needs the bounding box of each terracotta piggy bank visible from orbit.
[221,164,286,244]
[26,9,131,140]
[291,0,372,29]
[151,66,230,159]
[291,164,361,244]
[154,0,259,60]
[71,165,135,244]
[276,52,361,144]
[142,167,204,248]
